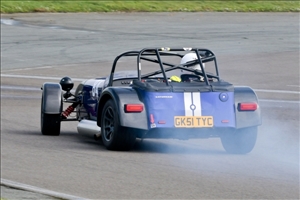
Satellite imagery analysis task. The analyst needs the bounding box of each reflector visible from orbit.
[124,104,143,112]
[238,102,257,111]
[150,114,155,123]
[221,120,229,123]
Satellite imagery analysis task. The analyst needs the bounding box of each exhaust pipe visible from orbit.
[77,119,101,139]
[94,133,101,141]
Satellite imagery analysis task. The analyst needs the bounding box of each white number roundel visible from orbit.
[92,80,103,98]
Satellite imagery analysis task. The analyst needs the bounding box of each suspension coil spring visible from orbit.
[62,105,74,119]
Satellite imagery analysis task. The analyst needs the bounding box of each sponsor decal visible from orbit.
[150,123,156,128]
[155,95,173,98]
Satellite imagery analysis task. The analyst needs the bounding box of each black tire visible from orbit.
[41,97,61,136]
[101,100,136,151]
[220,127,257,154]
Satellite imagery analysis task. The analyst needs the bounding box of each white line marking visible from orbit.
[1,74,299,95]
[1,85,41,91]
[1,95,40,99]
[287,85,300,88]
[259,99,300,104]
[254,89,299,94]
[2,85,298,104]
[1,178,91,200]
[1,74,85,81]
[1,66,59,72]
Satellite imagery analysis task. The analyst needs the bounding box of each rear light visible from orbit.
[238,102,258,111]
[124,104,144,113]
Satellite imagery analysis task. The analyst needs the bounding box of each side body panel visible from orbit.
[97,87,148,130]
[234,86,262,129]
[41,82,62,114]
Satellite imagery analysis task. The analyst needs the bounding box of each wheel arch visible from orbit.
[234,86,262,129]
[41,82,62,114]
[97,87,148,130]
[97,91,114,127]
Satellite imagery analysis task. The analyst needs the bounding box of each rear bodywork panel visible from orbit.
[77,80,260,140]
[142,90,236,129]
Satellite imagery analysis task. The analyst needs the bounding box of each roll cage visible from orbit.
[108,47,221,87]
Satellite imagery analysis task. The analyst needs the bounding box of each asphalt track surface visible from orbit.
[1,13,299,199]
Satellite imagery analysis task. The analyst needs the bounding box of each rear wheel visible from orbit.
[41,97,61,136]
[221,127,257,154]
[101,100,136,150]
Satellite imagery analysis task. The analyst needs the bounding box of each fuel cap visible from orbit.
[219,93,228,102]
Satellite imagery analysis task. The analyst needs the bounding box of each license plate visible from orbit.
[174,116,213,128]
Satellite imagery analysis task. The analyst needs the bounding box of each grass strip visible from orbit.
[1,1,299,13]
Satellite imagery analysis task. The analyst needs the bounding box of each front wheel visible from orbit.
[220,127,257,154]
[41,95,61,136]
[41,112,61,136]
[101,100,136,151]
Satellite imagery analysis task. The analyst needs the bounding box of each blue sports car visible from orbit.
[41,47,262,154]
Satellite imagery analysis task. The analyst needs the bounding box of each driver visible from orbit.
[180,52,204,73]
[168,53,205,82]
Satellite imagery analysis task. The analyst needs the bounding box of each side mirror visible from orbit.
[60,76,74,92]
